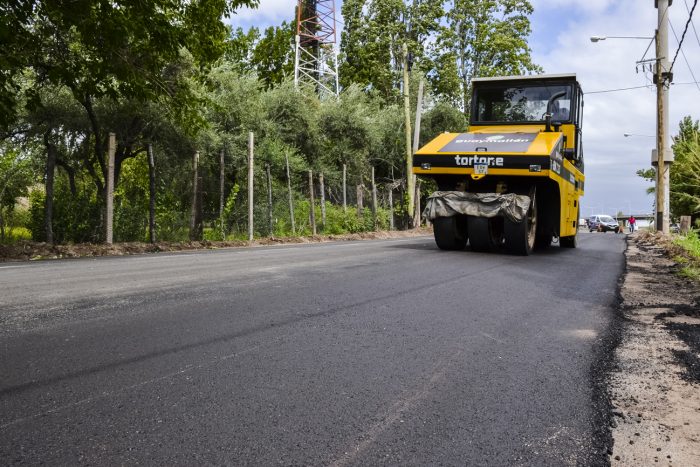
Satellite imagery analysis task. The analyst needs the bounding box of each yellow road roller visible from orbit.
[414,74,584,255]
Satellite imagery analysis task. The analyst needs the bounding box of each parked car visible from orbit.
[588,214,620,233]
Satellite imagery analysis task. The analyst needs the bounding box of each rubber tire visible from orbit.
[504,192,537,256]
[433,216,467,251]
[468,216,503,252]
[535,234,552,249]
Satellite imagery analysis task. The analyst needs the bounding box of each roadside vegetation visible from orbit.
[0,1,541,250]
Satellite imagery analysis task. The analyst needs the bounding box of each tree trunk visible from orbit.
[44,132,56,244]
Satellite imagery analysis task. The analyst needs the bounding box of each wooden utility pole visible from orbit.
[219,147,225,239]
[105,132,116,244]
[248,132,254,242]
[308,170,316,235]
[319,172,326,230]
[371,167,377,229]
[402,43,414,227]
[266,163,273,236]
[342,163,347,212]
[147,143,156,243]
[285,153,295,235]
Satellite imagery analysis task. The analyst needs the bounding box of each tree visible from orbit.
[431,0,542,112]
[670,116,700,217]
[340,0,443,102]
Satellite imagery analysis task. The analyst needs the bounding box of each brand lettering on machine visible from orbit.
[454,155,504,167]
[453,138,531,144]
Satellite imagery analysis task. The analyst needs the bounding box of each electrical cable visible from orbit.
[585,81,700,95]
[683,0,700,50]
[585,85,653,94]
[670,20,700,92]
[670,0,699,75]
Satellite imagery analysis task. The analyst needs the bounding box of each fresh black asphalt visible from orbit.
[0,232,626,465]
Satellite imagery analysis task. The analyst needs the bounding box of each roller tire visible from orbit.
[504,192,537,256]
[468,216,503,252]
[433,216,467,251]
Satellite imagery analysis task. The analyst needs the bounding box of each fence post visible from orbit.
[388,184,394,231]
[309,170,316,235]
[371,167,377,230]
[285,152,295,235]
[106,132,116,244]
[356,184,363,218]
[342,163,347,212]
[266,163,273,236]
[219,147,225,239]
[248,132,254,242]
[147,143,156,243]
[189,151,199,241]
[319,172,326,230]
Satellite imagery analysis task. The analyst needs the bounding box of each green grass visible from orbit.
[0,226,32,244]
[673,230,700,259]
[671,230,700,280]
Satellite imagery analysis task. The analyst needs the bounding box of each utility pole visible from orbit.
[655,0,672,233]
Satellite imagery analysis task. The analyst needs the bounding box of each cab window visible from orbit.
[474,84,573,124]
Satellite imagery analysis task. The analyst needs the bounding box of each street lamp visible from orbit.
[590,35,654,42]
[623,133,655,138]
[590,8,672,233]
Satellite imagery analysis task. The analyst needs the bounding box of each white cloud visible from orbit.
[531,0,700,215]
[229,0,296,27]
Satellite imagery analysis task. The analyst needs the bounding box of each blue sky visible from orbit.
[229,0,700,217]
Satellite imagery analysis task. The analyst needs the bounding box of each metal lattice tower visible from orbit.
[294,0,339,97]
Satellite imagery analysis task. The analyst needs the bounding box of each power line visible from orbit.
[670,0,699,74]
[669,19,700,92]
[584,81,700,95]
[585,85,652,94]
[683,0,700,50]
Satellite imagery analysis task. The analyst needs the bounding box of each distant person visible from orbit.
[629,215,636,233]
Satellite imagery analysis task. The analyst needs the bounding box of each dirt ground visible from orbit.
[610,232,700,465]
[0,228,433,262]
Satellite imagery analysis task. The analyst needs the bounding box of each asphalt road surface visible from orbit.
[0,232,626,466]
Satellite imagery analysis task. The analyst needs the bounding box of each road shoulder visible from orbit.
[609,233,700,465]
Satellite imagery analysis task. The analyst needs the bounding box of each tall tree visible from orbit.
[431,0,542,113]
[670,116,700,217]
[340,0,443,102]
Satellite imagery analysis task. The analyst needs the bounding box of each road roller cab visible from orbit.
[413,74,585,255]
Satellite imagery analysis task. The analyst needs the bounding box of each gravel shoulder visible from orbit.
[0,228,432,262]
[609,232,700,465]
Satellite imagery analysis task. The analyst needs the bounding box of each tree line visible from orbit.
[0,0,541,245]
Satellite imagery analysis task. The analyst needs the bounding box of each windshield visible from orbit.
[600,216,615,223]
[474,84,573,123]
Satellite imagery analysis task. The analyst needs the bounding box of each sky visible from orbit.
[228,0,700,217]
